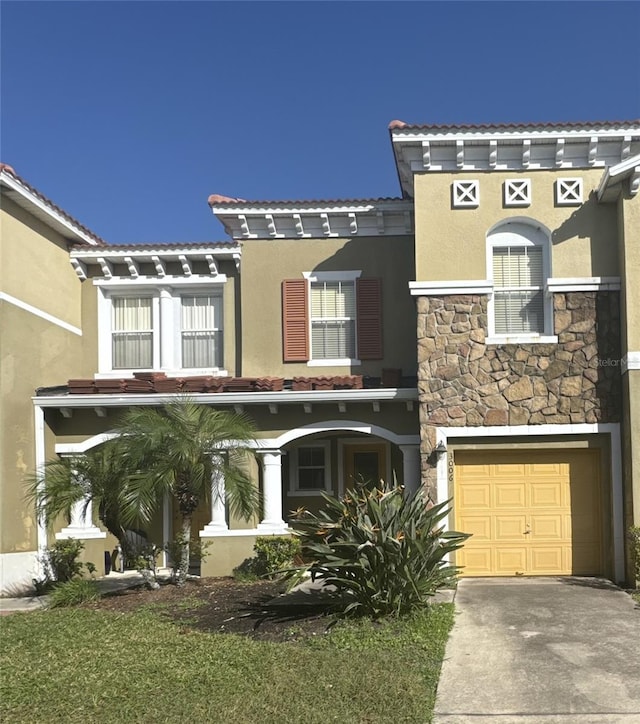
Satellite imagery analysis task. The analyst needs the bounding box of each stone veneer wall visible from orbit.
[416,291,621,498]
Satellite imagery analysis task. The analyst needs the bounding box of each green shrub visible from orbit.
[48,578,101,608]
[254,536,301,575]
[233,536,301,580]
[289,484,469,619]
[629,526,640,585]
[46,539,85,583]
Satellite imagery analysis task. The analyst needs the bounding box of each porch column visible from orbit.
[159,287,174,370]
[256,450,287,532]
[55,464,106,540]
[399,444,421,495]
[200,454,228,534]
[56,498,106,540]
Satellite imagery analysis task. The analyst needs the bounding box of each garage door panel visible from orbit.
[455,449,602,577]
[529,482,564,507]
[458,548,493,575]
[495,548,527,574]
[495,516,527,540]
[493,463,527,478]
[572,543,602,574]
[458,516,491,540]
[529,547,564,573]
[494,484,526,508]
[530,514,563,539]
[458,483,491,508]
[529,462,566,477]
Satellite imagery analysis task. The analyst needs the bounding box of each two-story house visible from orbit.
[390,120,640,583]
[1,119,638,594]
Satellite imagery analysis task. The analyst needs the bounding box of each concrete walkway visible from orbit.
[0,571,147,614]
[434,578,640,724]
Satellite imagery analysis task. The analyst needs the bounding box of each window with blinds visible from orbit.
[310,281,356,359]
[492,246,544,334]
[181,295,222,368]
[296,446,327,490]
[111,297,153,369]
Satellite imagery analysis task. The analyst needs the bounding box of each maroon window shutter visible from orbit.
[282,279,309,362]
[357,277,383,360]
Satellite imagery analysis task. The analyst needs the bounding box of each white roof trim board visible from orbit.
[596,153,640,202]
[390,122,640,198]
[0,168,103,246]
[210,199,414,240]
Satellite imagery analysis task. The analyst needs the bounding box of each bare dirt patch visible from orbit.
[87,577,334,642]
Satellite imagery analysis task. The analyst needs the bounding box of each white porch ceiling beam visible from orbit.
[97,257,112,279]
[70,259,87,280]
[151,255,166,277]
[124,256,139,279]
[178,255,192,277]
[205,255,218,275]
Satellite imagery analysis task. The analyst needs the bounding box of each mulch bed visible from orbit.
[86,577,335,643]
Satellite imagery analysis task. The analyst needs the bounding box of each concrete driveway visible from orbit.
[434,578,640,724]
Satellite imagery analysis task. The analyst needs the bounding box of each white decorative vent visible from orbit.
[504,179,531,207]
[556,178,583,206]
[452,180,479,208]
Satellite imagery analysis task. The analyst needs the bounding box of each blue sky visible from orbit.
[2,1,639,244]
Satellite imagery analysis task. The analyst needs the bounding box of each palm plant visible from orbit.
[116,400,260,585]
[28,440,139,554]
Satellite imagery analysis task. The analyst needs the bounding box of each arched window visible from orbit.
[487,220,554,340]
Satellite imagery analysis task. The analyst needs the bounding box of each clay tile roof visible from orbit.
[208,195,406,207]
[208,194,246,205]
[0,162,106,245]
[71,241,238,252]
[389,119,640,132]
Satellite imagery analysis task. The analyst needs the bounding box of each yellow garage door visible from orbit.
[454,449,603,576]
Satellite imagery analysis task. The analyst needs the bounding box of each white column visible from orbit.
[56,498,106,540]
[400,444,421,495]
[257,450,287,532]
[159,288,174,370]
[162,492,171,567]
[200,454,228,534]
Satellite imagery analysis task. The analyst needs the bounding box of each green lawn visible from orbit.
[0,603,453,724]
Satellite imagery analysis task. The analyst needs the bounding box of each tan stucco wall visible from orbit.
[0,195,99,557]
[618,192,640,352]
[623,372,640,515]
[1,298,86,554]
[1,198,83,328]
[239,235,416,378]
[80,280,99,376]
[413,169,619,281]
[200,535,260,577]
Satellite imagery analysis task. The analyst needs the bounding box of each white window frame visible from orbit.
[486,220,557,344]
[110,294,157,371]
[179,293,224,370]
[95,277,227,378]
[288,441,332,496]
[303,270,362,366]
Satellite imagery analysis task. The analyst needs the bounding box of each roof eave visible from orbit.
[1,170,104,246]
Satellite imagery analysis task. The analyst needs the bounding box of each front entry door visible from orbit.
[344,442,387,490]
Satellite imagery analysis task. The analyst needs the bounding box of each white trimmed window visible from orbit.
[282,271,383,365]
[487,221,555,342]
[181,295,222,369]
[112,297,153,369]
[97,283,226,376]
[493,246,544,334]
[289,442,331,495]
[310,280,356,359]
